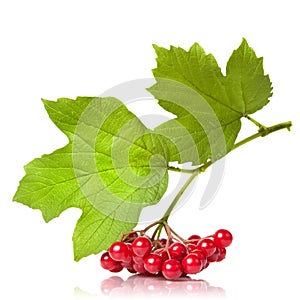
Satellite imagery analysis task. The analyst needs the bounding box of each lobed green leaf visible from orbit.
[14,97,169,260]
[149,38,272,165]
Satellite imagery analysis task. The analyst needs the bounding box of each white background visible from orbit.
[1,0,299,299]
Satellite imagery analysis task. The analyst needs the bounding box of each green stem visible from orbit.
[245,115,266,128]
[161,168,200,222]
[167,166,196,174]
[233,120,292,150]
[163,120,292,220]
[151,224,162,241]
[168,120,292,174]
[156,224,164,240]
[142,220,163,235]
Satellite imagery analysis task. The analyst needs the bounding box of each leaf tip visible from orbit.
[152,44,162,54]
[73,254,81,262]
[241,37,248,45]
[189,42,201,51]
[41,98,53,110]
[237,37,251,53]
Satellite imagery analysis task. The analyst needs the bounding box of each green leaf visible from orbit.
[149,38,272,165]
[13,97,169,261]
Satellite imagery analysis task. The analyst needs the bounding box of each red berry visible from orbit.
[160,251,169,262]
[162,259,182,280]
[182,254,202,274]
[100,251,120,270]
[133,263,147,274]
[109,242,130,262]
[154,248,169,262]
[217,248,226,262]
[122,243,133,263]
[154,248,163,254]
[132,236,152,257]
[110,263,123,273]
[123,232,138,243]
[214,229,233,248]
[196,238,216,257]
[191,250,207,264]
[121,260,133,269]
[187,243,196,251]
[168,242,187,260]
[126,267,137,274]
[132,253,144,265]
[207,247,220,262]
[144,253,163,274]
[159,238,167,248]
[203,260,210,269]
[191,250,207,271]
[188,234,201,244]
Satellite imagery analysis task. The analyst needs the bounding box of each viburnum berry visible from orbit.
[207,247,220,262]
[214,229,233,248]
[191,250,207,271]
[196,238,216,257]
[217,248,226,262]
[159,238,167,248]
[109,241,129,262]
[144,253,163,274]
[132,253,144,265]
[132,236,152,257]
[192,250,207,262]
[126,266,136,274]
[109,242,129,261]
[100,251,120,270]
[182,254,203,274]
[168,242,187,260]
[109,263,123,273]
[187,243,196,251]
[188,234,201,244]
[203,260,210,269]
[123,232,138,243]
[121,253,136,273]
[154,248,169,262]
[121,259,133,269]
[133,263,147,274]
[162,259,182,280]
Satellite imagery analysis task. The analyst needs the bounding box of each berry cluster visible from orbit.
[100,227,233,280]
